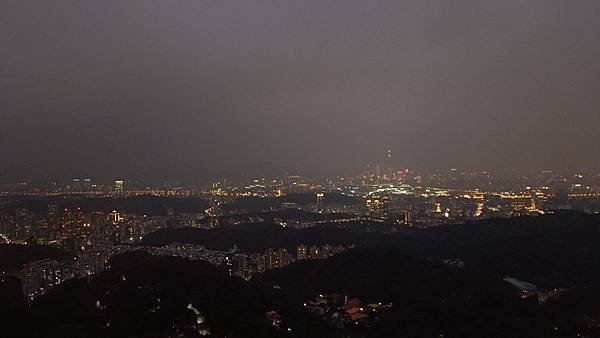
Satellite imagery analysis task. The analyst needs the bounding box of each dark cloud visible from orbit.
[2,0,599,182]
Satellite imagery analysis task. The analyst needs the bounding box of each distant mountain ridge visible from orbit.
[1,195,210,215]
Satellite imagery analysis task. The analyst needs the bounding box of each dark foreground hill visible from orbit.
[0,243,72,272]
[3,212,600,337]
[397,212,600,287]
[261,246,600,338]
[4,251,289,338]
[8,246,600,338]
[143,212,600,287]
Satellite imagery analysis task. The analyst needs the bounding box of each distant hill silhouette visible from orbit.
[257,208,354,223]
[225,192,362,213]
[1,195,209,216]
[142,222,377,252]
[394,211,600,287]
[0,244,72,272]
[143,212,600,287]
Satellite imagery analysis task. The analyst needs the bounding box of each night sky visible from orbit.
[2,1,599,182]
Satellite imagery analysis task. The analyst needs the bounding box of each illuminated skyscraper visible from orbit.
[278,248,290,267]
[297,244,308,260]
[316,192,325,212]
[404,209,413,225]
[114,180,124,195]
[264,248,290,269]
[109,210,123,224]
[264,248,276,270]
[385,148,393,180]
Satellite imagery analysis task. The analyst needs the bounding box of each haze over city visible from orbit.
[3,0,599,183]
[2,2,600,337]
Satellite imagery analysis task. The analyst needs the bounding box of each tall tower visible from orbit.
[385,148,393,180]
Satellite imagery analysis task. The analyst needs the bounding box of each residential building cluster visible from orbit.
[304,294,392,328]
